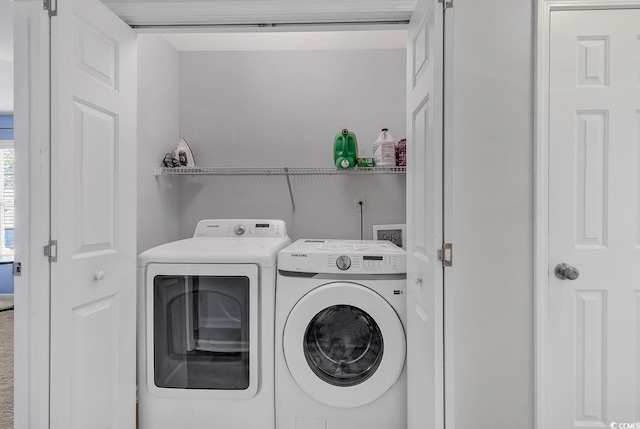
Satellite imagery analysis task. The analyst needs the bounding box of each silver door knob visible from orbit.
[554,263,579,280]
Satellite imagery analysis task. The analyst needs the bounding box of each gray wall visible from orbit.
[176,49,407,240]
[137,35,183,254]
[452,0,534,427]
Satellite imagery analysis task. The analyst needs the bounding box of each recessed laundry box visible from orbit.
[137,219,290,429]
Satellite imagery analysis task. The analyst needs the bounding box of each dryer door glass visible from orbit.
[153,275,250,390]
[303,305,383,387]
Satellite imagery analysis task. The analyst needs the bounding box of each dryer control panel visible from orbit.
[194,219,287,238]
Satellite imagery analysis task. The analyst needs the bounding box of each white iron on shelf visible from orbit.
[174,138,196,167]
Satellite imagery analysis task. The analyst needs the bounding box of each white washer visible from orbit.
[137,219,291,429]
[276,239,407,429]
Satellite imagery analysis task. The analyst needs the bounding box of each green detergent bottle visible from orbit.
[333,129,358,169]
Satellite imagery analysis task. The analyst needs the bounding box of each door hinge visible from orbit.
[12,262,22,277]
[438,0,453,9]
[44,240,58,263]
[437,243,453,267]
[43,0,57,17]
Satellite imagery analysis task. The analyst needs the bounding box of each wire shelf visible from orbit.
[154,166,406,176]
[153,165,405,212]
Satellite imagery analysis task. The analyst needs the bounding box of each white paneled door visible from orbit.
[49,0,137,427]
[406,0,444,428]
[547,8,640,428]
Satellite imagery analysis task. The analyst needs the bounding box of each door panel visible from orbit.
[547,9,640,428]
[573,290,606,425]
[408,304,431,428]
[71,296,117,429]
[72,99,117,255]
[406,0,444,428]
[73,15,119,89]
[412,99,429,256]
[50,0,137,427]
[575,110,607,248]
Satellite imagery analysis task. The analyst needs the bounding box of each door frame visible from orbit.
[442,4,454,428]
[13,0,52,427]
[534,1,640,428]
[13,1,456,426]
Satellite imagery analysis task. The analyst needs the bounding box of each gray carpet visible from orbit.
[0,300,13,429]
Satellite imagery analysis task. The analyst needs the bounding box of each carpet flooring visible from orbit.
[0,300,13,429]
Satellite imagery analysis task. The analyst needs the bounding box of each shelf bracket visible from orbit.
[284,167,296,212]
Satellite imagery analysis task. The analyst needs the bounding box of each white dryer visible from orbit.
[137,219,291,429]
[276,239,407,429]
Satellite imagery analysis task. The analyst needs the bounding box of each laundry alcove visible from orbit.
[136,29,409,252]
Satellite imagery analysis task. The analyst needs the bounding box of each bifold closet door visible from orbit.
[49,0,137,427]
[405,0,445,428]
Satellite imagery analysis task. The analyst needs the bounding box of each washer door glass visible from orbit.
[303,305,383,386]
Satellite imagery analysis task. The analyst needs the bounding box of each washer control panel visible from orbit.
[330,254,402,273]
[194,219,286,238]
[277,239,407,274]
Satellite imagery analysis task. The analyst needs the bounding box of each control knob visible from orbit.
[336,255,351,271]
[234,224,246,235]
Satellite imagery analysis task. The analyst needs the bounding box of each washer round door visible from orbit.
[283,282,406,408]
